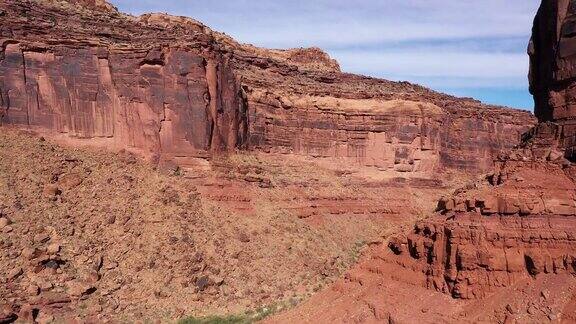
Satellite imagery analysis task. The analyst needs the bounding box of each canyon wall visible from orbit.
[0,0,248,161]
[233,52,535,173]
[0,44,247,159]
[0,0,535,172]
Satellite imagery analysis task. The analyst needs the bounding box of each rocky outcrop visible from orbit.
[386,159,576,299]
[0,0,535,172]
[65,0,117,12]
[529,0,576,160]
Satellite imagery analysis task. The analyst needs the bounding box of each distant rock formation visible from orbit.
[0,0,535,172]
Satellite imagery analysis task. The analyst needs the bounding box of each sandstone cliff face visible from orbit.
[0,0,567,323]
[530,0,576,160]
[0,0,248,161]
[234,50,535,173]
[0,0,535,172]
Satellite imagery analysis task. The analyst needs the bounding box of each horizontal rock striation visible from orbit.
[385,159,576,299]
[0,0,535,172]
[235,54,535,173]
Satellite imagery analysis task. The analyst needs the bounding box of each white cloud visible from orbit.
[332,50,528,79]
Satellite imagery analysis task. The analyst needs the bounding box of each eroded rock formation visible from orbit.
[529,0,576,160]
[0,0,535,172]
[380,0,576,305]
[386,159,576,300]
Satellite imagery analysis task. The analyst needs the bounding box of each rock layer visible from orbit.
[0,0,535,172]
[386,159,576,300]
[235,50,535,173]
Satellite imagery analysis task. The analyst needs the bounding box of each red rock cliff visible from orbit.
[231,45,535,173]
[0,0,248,161]
[0,0,535,172]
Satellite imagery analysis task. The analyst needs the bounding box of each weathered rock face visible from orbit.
[529,0,576,160]
[0,0,248,161]
[0,0,535,172]
[386,159,576,299]
[236,54,535,173]
[66,0,117,11]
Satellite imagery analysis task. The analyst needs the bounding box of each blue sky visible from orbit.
[109,0,541,111]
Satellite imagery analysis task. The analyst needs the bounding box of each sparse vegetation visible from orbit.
[0,129,451,322]
[179,315,249,324]
[3,129,411,321]
[350,240,368,263]
[179,303,290,324]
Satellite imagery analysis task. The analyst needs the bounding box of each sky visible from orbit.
[109,0,542,111]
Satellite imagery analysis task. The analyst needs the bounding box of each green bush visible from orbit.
[178,315,251,324]
[178,303,283,324]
